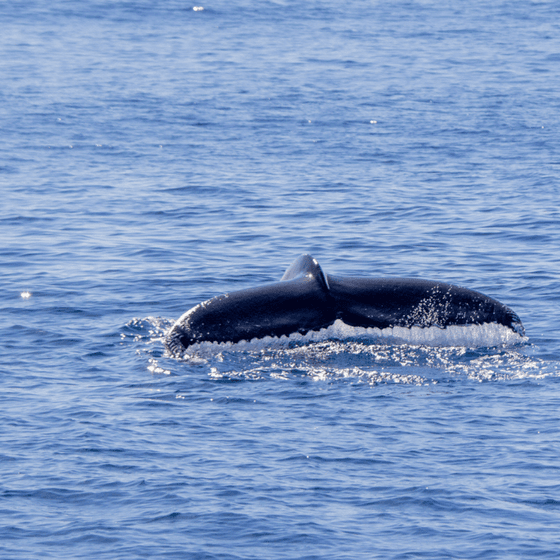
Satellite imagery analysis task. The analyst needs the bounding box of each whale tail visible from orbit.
[165,254,524,354]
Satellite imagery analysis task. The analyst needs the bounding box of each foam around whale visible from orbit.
[167,319,526,358]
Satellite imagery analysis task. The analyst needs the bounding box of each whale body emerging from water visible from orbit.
[165,254,524,354]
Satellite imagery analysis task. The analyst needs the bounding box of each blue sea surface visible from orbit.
[1,1,560,558]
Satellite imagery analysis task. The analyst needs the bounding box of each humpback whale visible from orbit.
[165,254,524,355]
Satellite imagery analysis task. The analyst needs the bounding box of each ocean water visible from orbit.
[1,1,560,558]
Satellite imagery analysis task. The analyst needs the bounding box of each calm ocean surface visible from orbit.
[1,1,560,558]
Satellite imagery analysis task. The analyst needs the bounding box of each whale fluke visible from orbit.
[165,255,524,355]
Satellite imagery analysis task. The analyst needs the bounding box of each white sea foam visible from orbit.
[170,319,526,358]
[131,317,552,384]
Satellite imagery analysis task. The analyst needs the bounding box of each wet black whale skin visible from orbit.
[166,254,524,352]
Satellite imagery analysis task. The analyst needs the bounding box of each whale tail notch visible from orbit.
[280,253,329,291]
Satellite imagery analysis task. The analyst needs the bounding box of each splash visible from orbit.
[168,319,526,358]
[124,317,550,385]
